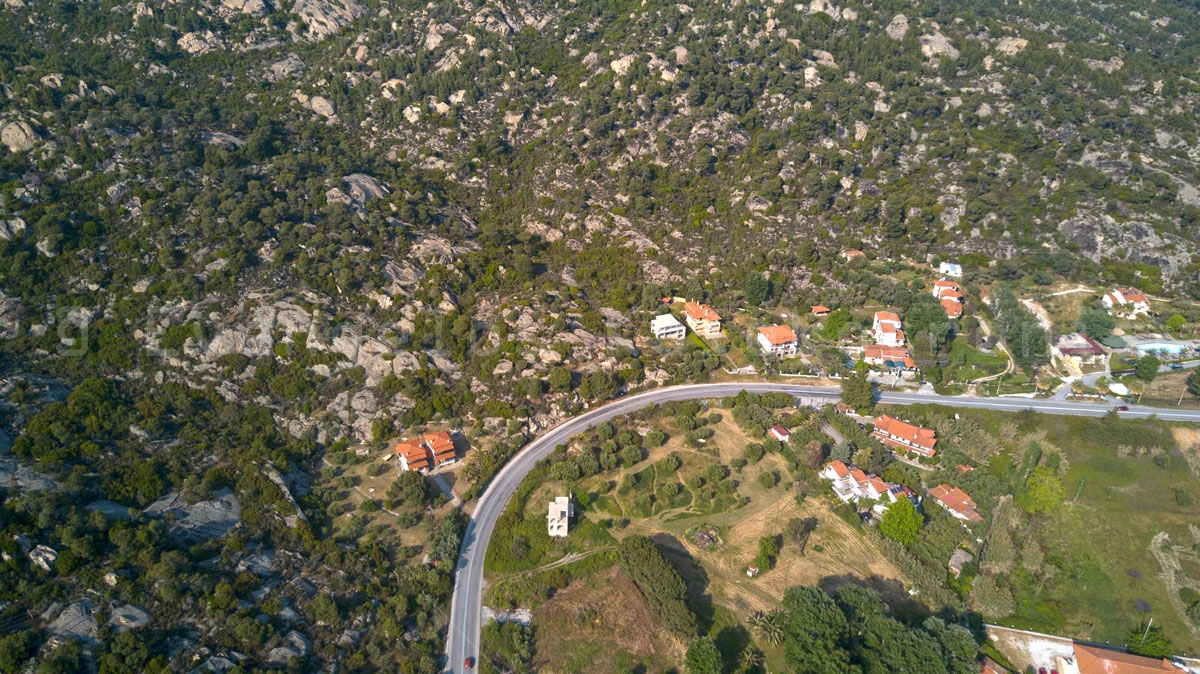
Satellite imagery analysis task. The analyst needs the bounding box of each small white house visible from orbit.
[1101,288,1151,317]
[547,496,574,537]
[650,314,686,340]
[938,262,963,278]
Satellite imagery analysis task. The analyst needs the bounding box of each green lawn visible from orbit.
[909,406,1200,652]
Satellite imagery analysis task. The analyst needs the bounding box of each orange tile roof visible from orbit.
[824,460,850,478]
[942,299,963,318]
[843,249,866,259]
[424,430,456,461]
[867,477,888,493]
[684,301,721,322]
[933,280,958,289]
[1113,288,1148,304]
[875,311,900,323]
[1072,643,1177,674]
[396,440,431,471]
[812,305,831,314]
[848,468,868,485]
[929,484,982,522]
[874,415,937,452]
[758,325,798,345]
[863,345,917,369]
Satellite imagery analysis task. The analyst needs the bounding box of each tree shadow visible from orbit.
[649,532,715,632]
[817,573,932,623]
[713,623,752,673]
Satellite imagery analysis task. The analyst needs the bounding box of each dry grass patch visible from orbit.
[531,565,683,673]
[1172,426,1200,479]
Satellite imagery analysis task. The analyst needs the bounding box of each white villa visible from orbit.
[872,311,906,347]
[651,313,686,340]
[547,496,574,537]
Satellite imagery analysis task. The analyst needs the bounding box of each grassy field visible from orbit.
[528,563,683,673]
[907,406,1200,653]
[1037,291,1095,331]
[485,409,913,671]
[1130,370,1200,408]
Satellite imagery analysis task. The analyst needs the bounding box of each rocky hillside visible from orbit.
[0,0,1199,670]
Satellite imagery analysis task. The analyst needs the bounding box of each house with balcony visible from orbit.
[424,430,458,467]
[395,439,431,473]
[872,311,906,347]
[872,415,937,458]
[863,344,917,370]
[819,460,915,513]
[650,313,686,340]
[683,301,723,337]
[757,324,798,356]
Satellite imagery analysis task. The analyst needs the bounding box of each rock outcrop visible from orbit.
[294,0,367,41]
[1,121,39,153]
[177,30,225,55]
[885,14,909,40]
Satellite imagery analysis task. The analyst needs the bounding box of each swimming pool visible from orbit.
[1136,341,1188,356]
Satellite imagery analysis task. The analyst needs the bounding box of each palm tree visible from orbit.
[738,646,765,673]
[750,609,785,646]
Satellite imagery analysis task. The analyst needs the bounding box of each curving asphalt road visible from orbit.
[443,383,1200,672]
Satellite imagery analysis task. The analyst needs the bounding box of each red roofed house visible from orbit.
[684,301,723,337]
[1056,642,1178,674]
[872,311,905,347]
[843,249,866,261]
[769,425,791,442]
[863,344,917,370]
[942,299,964,319]
[933,280,964,319]
[811,305,831,317]
[395,439,431,473]
[757,325,799,356]
[819,461,913,513]
[424,430,458,467]
[931,279,961,299]
[1102,288,1151,318]
[872,415,937,457]
[928,484,982,522]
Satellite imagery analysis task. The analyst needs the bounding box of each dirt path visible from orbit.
[493,547,615,581]
[969,317,1016,385]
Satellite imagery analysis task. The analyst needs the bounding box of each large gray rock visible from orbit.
[46,601,99,647]
[219,0,268,17]
[144,489,242,543]
[108,604,152,632]
[1,121,39,153]
[885,14,908,40]
[309,96,336,119]
[268,54,305,82]
[177,30,226,56]
[342,174,389,206]
[294,0,367,41]
[919,32,959,59]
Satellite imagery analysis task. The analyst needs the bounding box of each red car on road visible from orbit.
[464,657,474,670]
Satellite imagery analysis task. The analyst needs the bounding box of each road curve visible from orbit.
[444,383,1200,672]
